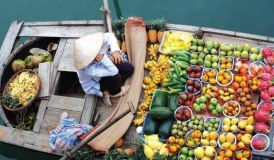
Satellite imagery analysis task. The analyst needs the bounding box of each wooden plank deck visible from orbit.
[57,39,76,72]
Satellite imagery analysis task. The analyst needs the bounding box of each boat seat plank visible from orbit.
[80,94,98,125]
[19,25,105,38]
[58,39,76,72]
[24,20,103,26]
[0,20,24,65]
[0,125,55,154]
[40,108,82,134]
[33,100,48,133]
[47,95,85,112]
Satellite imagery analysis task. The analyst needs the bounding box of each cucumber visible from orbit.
[174,65,180,77]
[179,77,187,83]
[175,50,190,57]
[168,59,175,66]
[149,107,173,120]
[163,81,180,87]
[143,115,159,135]
[158,118,174,139]
[175,61,189,69]
[169,88,183,94]
[168,93,179,112]
[174,56,190,62]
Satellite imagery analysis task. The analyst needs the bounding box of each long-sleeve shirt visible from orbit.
[76,33,120,97]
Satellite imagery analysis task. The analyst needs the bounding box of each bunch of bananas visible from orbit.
[147,44,159,61]
[134,48,170,126]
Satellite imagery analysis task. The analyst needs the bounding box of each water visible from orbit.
[0,0,274,159]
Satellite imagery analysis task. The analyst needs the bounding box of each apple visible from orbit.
[241,51,249,59]
[190,45,198,51]
[206,41,214,50]
[203,48,209,54]
[198,46,204,52]
[233,51,241,58]
[227,51,233,56]
[250,47,258,54]
[235,44,243,52]
[243,43,250,51]
[219,51,226,56]
[212,62,218,68]
[205,55,212,61]
[257,54,263,61]
[212,55,218,62]
[210,48,218,55]
[250,53,257,61]
[205,61,211,68]
[198,39,205,46]
[213,41,220,49]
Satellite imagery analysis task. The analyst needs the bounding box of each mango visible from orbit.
[226,133,235,143]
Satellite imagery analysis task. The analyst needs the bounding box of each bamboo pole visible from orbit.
[102,0,112,32]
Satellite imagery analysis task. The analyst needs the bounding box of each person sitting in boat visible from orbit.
[73,32,134,106]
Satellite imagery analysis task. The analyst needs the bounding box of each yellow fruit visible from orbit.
[244,133,252,139]
[247,116,254,125]
[194,147,205,159]
[230,125,238,132]
[222,142,231,149]
[210,139,217,147]
[209,131,218,140]
[238,120,247,129]
[159,144,168,156]
[219,134,226,143]
[223,118,231,125]
[223,125,230,132]
[201,139,210,146]
[229,144,237,151]
[226,133,235,143]
[144,144,155,159]
[240,135,250,145]
[245,125,254,133]
[203,131,210,138]
[216,156,223,160]
[237,142,245,148]
[231,117,239,125]
[224,149,233,158]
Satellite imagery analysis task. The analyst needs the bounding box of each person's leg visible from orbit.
[100,74,122,95]
[115,62,134,83]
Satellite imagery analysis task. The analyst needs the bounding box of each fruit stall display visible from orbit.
[133,31,274,160]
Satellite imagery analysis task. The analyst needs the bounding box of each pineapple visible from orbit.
[147,20,157,44]
[155,18,166,43]
[121,33,127,53]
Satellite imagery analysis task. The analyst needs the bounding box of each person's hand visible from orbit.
[95,54,103,62]
[110,51,123,64]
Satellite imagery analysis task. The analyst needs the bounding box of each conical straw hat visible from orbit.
[73,32,104,69]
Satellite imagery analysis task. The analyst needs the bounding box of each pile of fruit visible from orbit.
[2,71,40,109]
[138,35,274,160]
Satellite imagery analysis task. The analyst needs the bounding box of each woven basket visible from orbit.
[1,69,40,112]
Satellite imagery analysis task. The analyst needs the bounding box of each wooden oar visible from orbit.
[59,101,136,160]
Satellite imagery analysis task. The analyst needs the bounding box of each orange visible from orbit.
[224,149,233,158]
[221,57,227,63]
[242,76,247,81]
[202,75,209,82]
[221,64,226,69]
[232,82,240,88]
[226,63,232,69]
[240,81,247,87]
[211,70,217,77]
[227,57,233,63]
[218,76,224,82]
[224,74,232,81]
[209,131,218,139]
[229,144,237,151]
[235,75,242,82]
[218,69,225,76]
[209,78,217,84]
[187,140,195,147]
[222,79,228,84]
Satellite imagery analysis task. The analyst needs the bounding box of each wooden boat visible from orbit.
[0,20,274,158]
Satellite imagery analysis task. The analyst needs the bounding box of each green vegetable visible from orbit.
[174,56,190,62]
[179,77,187,83]
[149,107,173,120]
[158,118,174,139]
[175,50,190,57]
[174,65,180,77]
[169,88,183,94]
[163,81,180,87]
[151,90,169,108]
[175,61,189,69]
[168,93,179,112]
[168,59,175,66]
[143,114,159,135]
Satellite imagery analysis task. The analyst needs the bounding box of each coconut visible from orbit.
[24,55,33,69]
[44,53,53,62]
[31,54,45,67]
[11,59,26,72]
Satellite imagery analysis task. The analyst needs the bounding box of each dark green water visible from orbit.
[0,0,274,159]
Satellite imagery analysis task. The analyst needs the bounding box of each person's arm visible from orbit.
[105,32,120,53]
[105,33,124,64]
[87,54,118,77]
